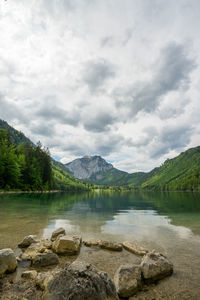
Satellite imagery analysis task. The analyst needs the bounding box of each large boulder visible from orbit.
[51,227,66,241]
[98,240,123,251]
[0,248,18,277]
[141,251,173,282]
[52,235,81,255]
[32,252,59,267]
[18,235,37,248]
[43,261,119,300]
[123,242,148,256]
[114,264,142,298]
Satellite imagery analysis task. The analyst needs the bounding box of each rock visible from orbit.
[52,235,81,255]
[83,240,99,247]
[0,248,18,277]
[141,251,173,282]
[123,242,148,256]
[22,270,38,279]
[36,270,60,290]
[32,252,59,267]
[43,261,119,300]
[114,264,142,298]
[51,227,66,241]
[98,240,123,251]
[21,240,52,260]
[18,235,37,248]
[42,239,52,249]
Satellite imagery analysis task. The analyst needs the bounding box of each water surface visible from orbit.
[0,190,200,299]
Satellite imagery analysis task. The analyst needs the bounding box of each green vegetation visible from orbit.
[0,121,88,192]
[85,147,200,191]
[0,129,53,191]
[0,119,34,146]
[1,119,199,191]
[87,168,145,186]
[52,160,89,191]
[140,146,200,191]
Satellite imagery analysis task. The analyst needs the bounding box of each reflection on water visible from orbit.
[0,190,200,247]
[0,190,200,298]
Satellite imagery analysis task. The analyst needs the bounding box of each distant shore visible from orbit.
[0,190,62,194]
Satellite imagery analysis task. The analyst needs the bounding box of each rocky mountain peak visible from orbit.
[65,155,113,179]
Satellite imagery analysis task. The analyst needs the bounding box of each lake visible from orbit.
[0,190,200,299]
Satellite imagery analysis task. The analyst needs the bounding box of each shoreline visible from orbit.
[0,190,63,194]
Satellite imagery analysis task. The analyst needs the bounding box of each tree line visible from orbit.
[0,129,53,191]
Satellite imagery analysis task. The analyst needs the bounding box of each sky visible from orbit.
[0,0,200,173]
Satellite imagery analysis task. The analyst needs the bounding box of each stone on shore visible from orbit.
[43,261,119,300]
[141,251,173,282]
[18,235,37,248]
[51,227,66,241]
[0,248,18,277]
[22,270,38,280]
[32,252,59,267]
[52,235,81,255]
[98,240,123,251]
[123,242,148,256]
[21,239,53,260]
[83,240,99,247]
[114,264,142,298]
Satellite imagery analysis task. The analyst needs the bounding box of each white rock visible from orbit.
[114,264,142,298]
[141,251,173,282]
[0,248,18,277]
[52,235,81,255]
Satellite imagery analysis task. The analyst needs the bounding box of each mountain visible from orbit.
[0,120,34,146]
[65,155,146,186]
[0,119,88,191]
[66,147,200,191]
[65,156,114,179]
[139,146,200,191]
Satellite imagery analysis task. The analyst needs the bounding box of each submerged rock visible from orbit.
[83,240,122,251]
[98,240,123,251]
[43,261,119,300]
[141,251,173,282]
[18,235,37,248]
[51,227,66,241]
[0,248,18,277]
[83,240,99,247]
[52,235,81,255]
[114,264,142,298]
[32,252,59,267]
[123,242,148,256]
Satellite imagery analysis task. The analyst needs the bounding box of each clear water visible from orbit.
[0,190,200,299]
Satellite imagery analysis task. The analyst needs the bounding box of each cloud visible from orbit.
[100,36,114,47]
[0,0,199,172]
[82,111,116,132]
[82,59,116,93]
[36,97,80,126]
[114,42,196,118]
[150,125,194,158]
[30,122,56,138]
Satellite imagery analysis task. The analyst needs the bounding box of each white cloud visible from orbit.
[0,0,200,172]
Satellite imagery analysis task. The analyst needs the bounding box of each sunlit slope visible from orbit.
[140,146,200,190]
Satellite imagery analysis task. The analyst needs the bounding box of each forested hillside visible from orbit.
[0,120,88,191]
[140,146,200,191]
[0,120,34,146]
[83,147,200,191]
